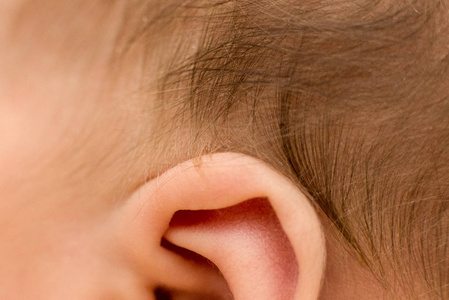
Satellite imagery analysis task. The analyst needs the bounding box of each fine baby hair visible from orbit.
[0,1,448,299]
[145,1,449,298]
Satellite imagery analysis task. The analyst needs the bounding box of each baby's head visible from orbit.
[0,1,447,299]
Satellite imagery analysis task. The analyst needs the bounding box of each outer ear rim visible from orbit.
[121,152,326,299]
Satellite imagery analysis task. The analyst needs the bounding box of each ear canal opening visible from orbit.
[153,287,172,300]
[164,198,299,300]
[160,237,218,268]
[153,286,223,300]
[159,238,233,299]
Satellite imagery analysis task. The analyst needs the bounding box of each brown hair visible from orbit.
[124,0,449,298]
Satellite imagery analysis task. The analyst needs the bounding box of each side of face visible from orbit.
[0,1,160,298]
[0,1,409,299]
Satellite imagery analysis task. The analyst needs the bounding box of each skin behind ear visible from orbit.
[116,153,326,299]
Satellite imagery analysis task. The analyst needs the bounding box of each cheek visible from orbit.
[0,3,165,297]
[0,75,150,300]
[0,50,148,300]
[0,1,137,200]
[0,68,93,196]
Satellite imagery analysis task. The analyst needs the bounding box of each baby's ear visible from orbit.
[116,153,325,299]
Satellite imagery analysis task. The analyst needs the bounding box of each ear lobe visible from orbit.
[117,153,325,299]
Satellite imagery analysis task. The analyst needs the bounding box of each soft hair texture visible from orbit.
[123,0,449,298]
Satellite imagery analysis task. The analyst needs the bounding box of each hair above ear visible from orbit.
[116,153,326,299]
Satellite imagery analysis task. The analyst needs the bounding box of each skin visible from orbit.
[0,1,157,298]
[0,1,387,299]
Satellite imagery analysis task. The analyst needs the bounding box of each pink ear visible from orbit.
[116,153,325,300]
[166,198,298,300]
